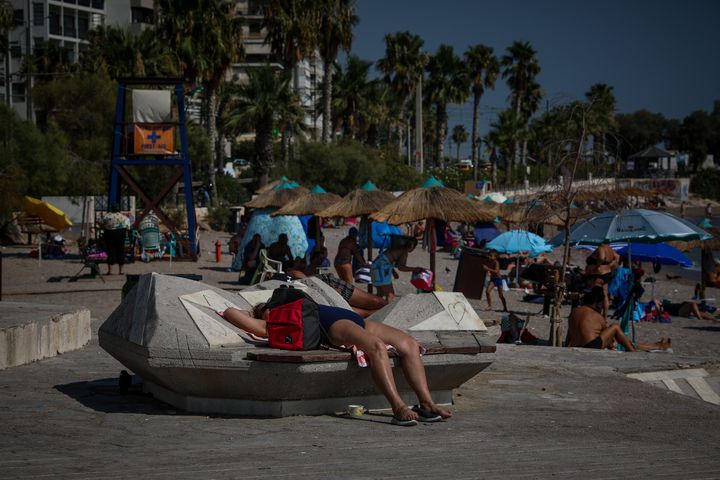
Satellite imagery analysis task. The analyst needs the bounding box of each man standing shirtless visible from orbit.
[567,287,671,352]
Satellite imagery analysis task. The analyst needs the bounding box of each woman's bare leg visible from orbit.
[351,306,374,318]
[349,288,388,311]
[335,263,353,283]
[326,319,417,421]
[222,308,267,337]
[365,320,452,418]
[600,323,636,351]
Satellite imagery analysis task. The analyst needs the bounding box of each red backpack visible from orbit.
[261,286,324,350]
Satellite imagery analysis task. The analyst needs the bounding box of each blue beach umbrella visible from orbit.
[614,243,692,267]
[486,230,553,255]
[474,221,502,243]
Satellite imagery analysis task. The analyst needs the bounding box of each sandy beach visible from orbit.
[2,205,718,358]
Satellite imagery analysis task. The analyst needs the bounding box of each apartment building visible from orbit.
[2,0,322,135]
[234,0,323,138]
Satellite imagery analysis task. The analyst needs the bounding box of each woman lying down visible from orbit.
[220,302,452,426]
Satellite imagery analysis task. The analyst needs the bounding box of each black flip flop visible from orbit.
[391,415,418,427]
[411,405,443,422]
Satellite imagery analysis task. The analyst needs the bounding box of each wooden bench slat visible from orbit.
[245,332,496,363]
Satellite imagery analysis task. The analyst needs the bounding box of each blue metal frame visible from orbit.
[108,80,197,259]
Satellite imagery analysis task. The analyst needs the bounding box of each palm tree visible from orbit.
[264,0,317,75]
[81,26,176,79]
[464,45,499,176]
[331,54,373,138]
[451,124,468,162]
[501,41,541,170]
[584,83,616,165]
[22,40,76,83]
[157,0,244,199]
[315,0,357,144]
[377,31,426,152]
[488,108,525,185]
[226,66,303,187]
[425,44,469,168]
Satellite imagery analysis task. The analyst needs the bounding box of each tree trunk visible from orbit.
[471,91,480,178]
[521,138,528,184]
[322,59,333,144]
[456,143,460,163]
[255,117,274,187]
[436,106,447,169]
[206,86,220,205]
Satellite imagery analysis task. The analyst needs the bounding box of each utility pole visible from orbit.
[415,76,423,173]
[25,0,32,121]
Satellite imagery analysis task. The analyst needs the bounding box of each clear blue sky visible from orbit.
[347,0,720,158]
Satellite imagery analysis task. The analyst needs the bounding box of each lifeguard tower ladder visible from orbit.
[108,78,198,260]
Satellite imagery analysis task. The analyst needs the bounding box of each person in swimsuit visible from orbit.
[651,299,718,322]
[334,227,366,283]
[371,237,424,303]
[483,250,508,312]
[584,242,619,320]
[567,287,672,351]
[285,269,389,318]
[221,299,452,425]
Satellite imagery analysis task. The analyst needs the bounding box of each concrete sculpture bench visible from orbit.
[99,273,495,417]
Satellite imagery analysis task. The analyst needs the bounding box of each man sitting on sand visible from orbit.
[567,287,672,352]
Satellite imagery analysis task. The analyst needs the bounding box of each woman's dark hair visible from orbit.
[252,302,267,318]
[581,286,605,306]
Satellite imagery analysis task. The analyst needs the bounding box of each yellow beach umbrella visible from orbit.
[22,196,72,231]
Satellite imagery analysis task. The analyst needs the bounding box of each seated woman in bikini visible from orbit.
[584,242,619,320]
[221,301,452,425]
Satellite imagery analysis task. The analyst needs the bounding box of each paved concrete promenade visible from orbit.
[2,226,720,478]
[1,316,719,479]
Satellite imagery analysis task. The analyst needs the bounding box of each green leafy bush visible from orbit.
[690,169,720,201]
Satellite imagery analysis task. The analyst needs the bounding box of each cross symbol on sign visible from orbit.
[146,130,161,144]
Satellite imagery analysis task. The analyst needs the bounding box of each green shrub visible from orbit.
[207,202,231,231]
[690,169,720,201]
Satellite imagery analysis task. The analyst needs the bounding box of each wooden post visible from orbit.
[548,269,563,347]
[428,218,436,289]
[366,217,373,293]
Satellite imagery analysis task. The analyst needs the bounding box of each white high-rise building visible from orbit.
[2,0,107,120]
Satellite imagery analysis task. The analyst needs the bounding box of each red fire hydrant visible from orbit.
[215,240,222,263]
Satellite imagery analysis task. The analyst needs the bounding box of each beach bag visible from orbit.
[262,287,323,350]
[411,269,434,291]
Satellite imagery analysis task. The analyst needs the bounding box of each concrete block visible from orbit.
[98,273,493,417]
[369,292,487,331]
[0,302,91,369]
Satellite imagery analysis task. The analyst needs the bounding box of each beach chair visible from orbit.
[250,249,284,285]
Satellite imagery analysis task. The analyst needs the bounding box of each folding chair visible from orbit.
[250,249,284,285]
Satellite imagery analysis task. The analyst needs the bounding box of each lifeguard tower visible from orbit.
[107,78,198,260]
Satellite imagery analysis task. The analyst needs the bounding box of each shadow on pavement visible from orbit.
[684,325,720,332]
[199,266,234,273]
[54,376,177,415]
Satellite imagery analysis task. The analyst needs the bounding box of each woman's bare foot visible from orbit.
[420,403,453,419]
[393,404,418,422]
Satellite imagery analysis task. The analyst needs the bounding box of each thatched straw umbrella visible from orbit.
[245,181,307,209]
[255,176,289,194]
[271,185,341,243]
[371,177,495,287]
[317,181,397,268]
